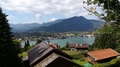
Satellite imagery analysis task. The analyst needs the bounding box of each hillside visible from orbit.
[10,16,104,33]
[10,19,64,32]
[10,23,41,32]
[29,16,95,32]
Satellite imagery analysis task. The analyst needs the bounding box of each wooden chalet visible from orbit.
[84,48,120,64]
[66,43,89,51]
[28,42,82,67]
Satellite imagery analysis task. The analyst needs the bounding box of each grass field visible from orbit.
[74,59,87,66]
[63,50,87,66]
[63,50,81,55]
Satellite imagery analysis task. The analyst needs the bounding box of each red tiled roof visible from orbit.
[88,48,120,61]
[49,44,58,49]
[68,43,89,48]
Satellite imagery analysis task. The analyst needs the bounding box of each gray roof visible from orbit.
[28,42,72,66]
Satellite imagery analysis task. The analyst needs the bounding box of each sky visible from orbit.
[0,0,98,24]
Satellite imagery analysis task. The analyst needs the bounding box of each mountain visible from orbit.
[41,19,64,27]
[10,16,104,33]
[10,23,41,32]
[89,20,104,29]
[10,19,64,32]
[29,16,97,32]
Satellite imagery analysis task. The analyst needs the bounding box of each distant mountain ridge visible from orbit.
[10,23,41,32]
[28,16,104,32]
[10,16,104,33]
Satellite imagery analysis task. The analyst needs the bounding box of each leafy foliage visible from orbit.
[60,46,69,50]
[115,47,120,53]
[71,54,84,60]
[35,38,42,45]
[13,39,22,54]
[93,58,120,67]
[84,0,120,49]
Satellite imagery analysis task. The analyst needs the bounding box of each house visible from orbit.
[66,43,89,51]
[28,42,82,67]
[84,48,120,64]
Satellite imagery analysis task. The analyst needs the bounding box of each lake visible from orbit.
[21,37,95,48]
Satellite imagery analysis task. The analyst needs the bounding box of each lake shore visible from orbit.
[21,37,95,48]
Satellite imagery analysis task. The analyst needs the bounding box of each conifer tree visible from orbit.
[24,39,30,51]
[0,7,21,67]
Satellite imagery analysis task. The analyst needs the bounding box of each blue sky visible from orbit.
[0,0,98,24]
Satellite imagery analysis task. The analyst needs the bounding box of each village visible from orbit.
[16,32,94,41]
[1,0,120,67]
[21,41,120,67]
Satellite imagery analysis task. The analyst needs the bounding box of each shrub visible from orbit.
[115,48,120,53]
[93,58,120,67]
[71,54,84,60]
[60,46,69,50]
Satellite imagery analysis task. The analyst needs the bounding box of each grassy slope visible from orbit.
[63,50,87,66]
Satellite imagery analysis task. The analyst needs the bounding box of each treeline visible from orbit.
[22,39,42,52]
[84,0,120,67]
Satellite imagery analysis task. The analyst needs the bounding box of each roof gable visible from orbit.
[28,42,73,66]
[88,48,120,61]
[28,42,54,66]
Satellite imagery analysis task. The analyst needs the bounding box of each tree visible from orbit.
[35,39,42,45]
[84,0,120,49]
[24,39,30,51]
[13,39,22,54]
[0,7,21,67]
[66,42,69,48]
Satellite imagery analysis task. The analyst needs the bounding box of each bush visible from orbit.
[60,46,69,50]
[71,54,84,60]
[27,45,34,50]
[115,48,120,53]
[93,58,120,67]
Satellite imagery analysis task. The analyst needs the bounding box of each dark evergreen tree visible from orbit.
[26,39,30,46]
[66,42,69,48]
[24,40,27,51]
[24,39,30,51]
[0,7,21,67]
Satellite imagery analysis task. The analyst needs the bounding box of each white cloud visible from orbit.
[50,18,56,21]
[7,15,16,19]
[35,14,41,19]
[0,0,90,18]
